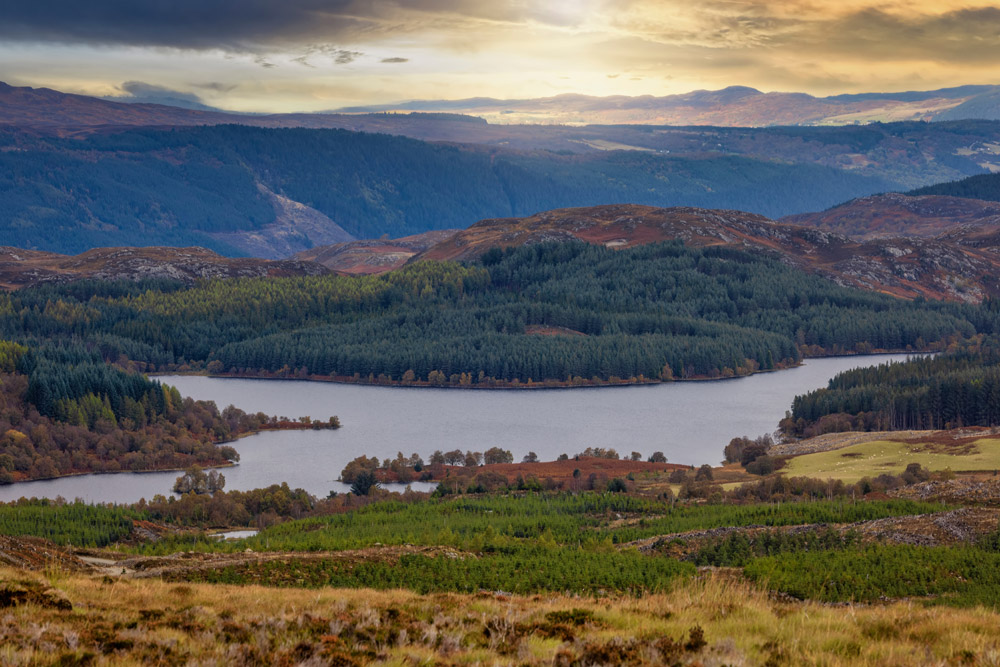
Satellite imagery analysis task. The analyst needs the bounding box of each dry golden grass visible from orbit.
[2,566,1000,665]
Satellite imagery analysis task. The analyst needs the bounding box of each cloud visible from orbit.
[0,0,590,53]
[192,82,239,93]
[104,81,220,111]
[613,3,1000,64]
[803,7,1000,63]
[0,0,360,51]
[333,49,361,64]
[5,0,1000,108]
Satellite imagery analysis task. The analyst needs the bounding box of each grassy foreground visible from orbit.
[4,567,1000,666]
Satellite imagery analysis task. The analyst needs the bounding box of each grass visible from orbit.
[781,437,1000,482]
[5,566,1000,665]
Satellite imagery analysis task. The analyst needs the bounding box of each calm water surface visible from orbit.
[0,354,915,503]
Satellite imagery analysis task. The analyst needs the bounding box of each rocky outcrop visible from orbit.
[207,186,355,259]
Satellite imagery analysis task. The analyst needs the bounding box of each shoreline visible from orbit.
[0,423,339,488]
[150,348,936,390]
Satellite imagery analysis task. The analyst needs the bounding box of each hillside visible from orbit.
[782,193,1000,239]
[0,125,895,256]
[0,246,329,289]
[2,238,992,390]
[909,171,1000,201]
[415,204,1000,302]
[292,230,458,275]
[6,82,1000,187]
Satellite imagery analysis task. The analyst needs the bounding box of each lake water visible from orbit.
[0,354,915,504]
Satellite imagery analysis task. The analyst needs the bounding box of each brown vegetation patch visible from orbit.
[0,579,72,610]
[911,440,980,456]
[436,456,687,485]
[0,245,330,290]
[851,508,1000,547]
[770,430,935,457]
[524,324,587,337]
[0,535,90,571]
[126,544,474,582]
[891,475,1000,505]
[626,508,1000,557]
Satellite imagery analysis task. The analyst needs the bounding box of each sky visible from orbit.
[2,0,1000,112]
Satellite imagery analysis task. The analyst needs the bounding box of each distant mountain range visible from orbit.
[335,85,1000,126]
[7,81,1000,132]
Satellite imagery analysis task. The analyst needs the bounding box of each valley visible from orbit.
[9,62,1000,666]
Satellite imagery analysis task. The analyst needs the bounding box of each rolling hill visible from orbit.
[409,204,1000,302]
[781,193,1000,239]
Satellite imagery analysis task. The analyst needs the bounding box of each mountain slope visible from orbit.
[781,194,1000,239]
[908,172,1000,202]
[292,230,459,275]
[6,82,1000,189]
[0,125,895,255]
[415,204,1000,302]
[0,246,329,289]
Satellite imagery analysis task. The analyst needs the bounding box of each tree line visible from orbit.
[783,336,1000,436]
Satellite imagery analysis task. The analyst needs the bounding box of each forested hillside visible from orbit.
[784,336,1000,435]
[909,172,1000,201]
[0,338,243,482]
[0,125,894,255]
[0,332,342,482]
[0,241,994,387]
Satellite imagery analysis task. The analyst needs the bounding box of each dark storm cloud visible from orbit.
[0,0,578,52]
[0,0,370,51]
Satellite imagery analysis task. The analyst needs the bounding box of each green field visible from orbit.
[781,438,1000,482]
